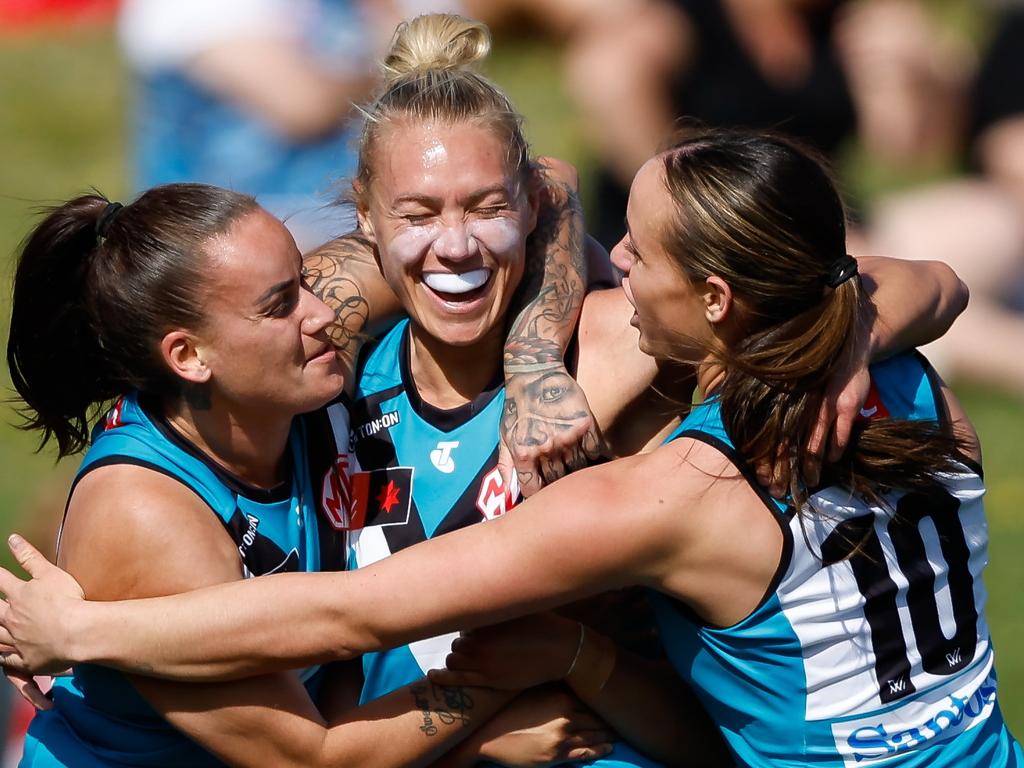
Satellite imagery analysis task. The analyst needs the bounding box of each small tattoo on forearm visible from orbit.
[410,683,475,737]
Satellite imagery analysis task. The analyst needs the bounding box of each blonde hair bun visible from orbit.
[383,14,491,83]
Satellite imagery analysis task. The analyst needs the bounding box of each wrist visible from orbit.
[64,600,97,666]
[563,624,617,701]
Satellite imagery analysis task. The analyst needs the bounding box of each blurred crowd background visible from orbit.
[1,0,1022,761]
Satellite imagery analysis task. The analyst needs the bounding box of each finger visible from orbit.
[829,409,855,463]
[769,446,790,500]
[495,440,515,496]
[5,671,52,711]
[8,535,50,578]
[580,427,604,461]
[514,455,543,498]
[0,567,25,599]
[540,454,567,486]
[755,460,773,489]
[566,711,609,732]
[806,397,833,462]
[565,728,617,748]
[444,648,489,674]
[564,744,614,761]
[563,446,588,474]
[0,651,30,675]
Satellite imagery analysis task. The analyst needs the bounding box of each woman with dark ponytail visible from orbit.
[1,131,1008,766]
[7,184,630,768]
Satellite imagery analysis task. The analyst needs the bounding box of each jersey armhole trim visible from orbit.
[666,429,795,631]
[914,351,985,479]
[57,455,223,558]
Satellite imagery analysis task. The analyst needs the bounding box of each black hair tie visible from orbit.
[825,254,858,288]
[95,201,124,240]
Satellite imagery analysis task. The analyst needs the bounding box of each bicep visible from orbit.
[58,466,242,600]
[303,237,401,370]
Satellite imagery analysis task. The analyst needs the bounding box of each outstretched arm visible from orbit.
[0,446,700,679]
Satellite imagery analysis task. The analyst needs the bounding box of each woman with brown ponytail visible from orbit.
[2,127,1008,766]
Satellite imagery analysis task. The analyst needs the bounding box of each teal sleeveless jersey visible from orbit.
[21,392,347,767]
[652,353,1022,767]
[322,319,663,768]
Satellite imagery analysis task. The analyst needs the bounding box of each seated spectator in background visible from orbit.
[118,0,377,251]
[557,0,967,248]
[868,5,1024,396]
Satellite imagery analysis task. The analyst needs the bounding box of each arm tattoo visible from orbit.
[504,176,586,370]
[303,238,373,361]
[410,682,475,737]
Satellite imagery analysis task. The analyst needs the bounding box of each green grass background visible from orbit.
[0,21,1021,735]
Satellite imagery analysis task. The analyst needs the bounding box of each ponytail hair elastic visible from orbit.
[825,254,858,288]
[95,201,124,241]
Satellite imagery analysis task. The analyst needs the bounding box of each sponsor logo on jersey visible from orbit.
[352,410,401,443]
[321,456,414,531]
[833,666,997,765]
[430,441,459,473]
[321,453,355,530]
[476,466,520,520]
[105,398,125,430]
[857,380,891,422]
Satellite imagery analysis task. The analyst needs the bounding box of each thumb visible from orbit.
[496,440,515,492]
[8,535,50,578]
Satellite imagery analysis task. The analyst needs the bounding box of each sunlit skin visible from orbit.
[358,122,539,394]
[610,159,713,358]
[159,208,346,485]
[192,208,345,416]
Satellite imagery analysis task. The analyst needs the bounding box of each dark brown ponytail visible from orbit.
[7,183,258,457]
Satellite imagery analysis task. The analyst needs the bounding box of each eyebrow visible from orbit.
[390,183,511,209]
[254,278,296,307]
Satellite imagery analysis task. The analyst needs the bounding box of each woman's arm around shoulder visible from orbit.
[2,438,772,686]
[58,464,514,768]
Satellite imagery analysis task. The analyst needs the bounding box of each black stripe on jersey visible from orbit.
[914,350,985,479]
[664,430,795,630]
[68,454,305,577]
[399,327,502,432]
[433,445,502,538]
[225,506,301,576]
[301,407,350,572]
[351,392,404,470]
[350,392,428,553]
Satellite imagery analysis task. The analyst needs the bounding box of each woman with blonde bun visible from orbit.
[304,14,709,767]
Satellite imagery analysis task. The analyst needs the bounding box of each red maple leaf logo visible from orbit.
[376,480,401,514]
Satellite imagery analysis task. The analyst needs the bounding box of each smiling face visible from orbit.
[359,120,537,348]
[193,208,346,416]
[610,158,712,360]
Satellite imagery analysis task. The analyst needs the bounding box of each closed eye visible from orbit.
[624,239,642,262]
